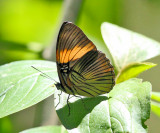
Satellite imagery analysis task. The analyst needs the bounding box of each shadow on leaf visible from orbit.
[56,95,109,129]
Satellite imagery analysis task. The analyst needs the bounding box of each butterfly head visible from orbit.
[55,82,64,92]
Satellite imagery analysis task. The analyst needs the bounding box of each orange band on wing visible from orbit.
[62,49,72,63]
[71,42,96,61]
[69,46,83,61]
[59,42,96,64]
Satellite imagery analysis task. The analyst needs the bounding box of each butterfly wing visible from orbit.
[56,22,115,97]
[56,22,97,94]
[69,50,115,97]
[56,22,96,67]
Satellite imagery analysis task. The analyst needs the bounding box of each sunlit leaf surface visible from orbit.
[0,60,57,118]
[101,22,160,73]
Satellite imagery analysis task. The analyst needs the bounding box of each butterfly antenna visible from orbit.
[31,66,58,84]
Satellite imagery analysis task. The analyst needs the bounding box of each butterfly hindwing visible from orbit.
[72,50,98,73]
[69,50,115,97]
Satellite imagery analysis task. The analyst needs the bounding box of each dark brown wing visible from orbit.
[69,50,115,97]
[56,22,96,67]
[56,22,97,94]
[56,22,115,97]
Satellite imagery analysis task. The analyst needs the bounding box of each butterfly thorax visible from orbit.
[60,63,70,74]
[56,63,75,94]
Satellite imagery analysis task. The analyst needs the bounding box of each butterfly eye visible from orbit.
[63,69,68,73]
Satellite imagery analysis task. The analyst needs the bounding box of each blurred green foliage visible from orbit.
[20,125,68,133]
[78,0,122,56]
[0,0,122,64]
[0,0,63,64]
[0,0,62,45]
[0,41,42,65]
[0,0,160,132]
[0,117,12,133]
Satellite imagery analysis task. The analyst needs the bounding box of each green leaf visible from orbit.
[20,126,68,133]
[116,62,156,83]
[151,92,160,102]
[101,22,160,74]
[55,78,151,133]
[0,60,57,118]
[151,101,160,117]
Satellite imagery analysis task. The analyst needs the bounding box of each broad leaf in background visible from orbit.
[151,92,160,117]
[151,92,160,102]
[151,101,160,118]
[20,126,68,133]
[55,78,151,133]
[0,60,57,118]
[116,62,156,83]
[101,22,160,74]
[0,41,42,65]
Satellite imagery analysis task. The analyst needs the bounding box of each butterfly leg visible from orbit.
[73,95,89,111]
[71,86,89,111]
[69,95,74,99]
[67,94,71,116]
[55,90,62,108]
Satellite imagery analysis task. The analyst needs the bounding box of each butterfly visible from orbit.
[55,22,115,99]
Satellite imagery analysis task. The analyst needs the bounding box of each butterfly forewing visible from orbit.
[56,22,96,66]
[56,22,115,97]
